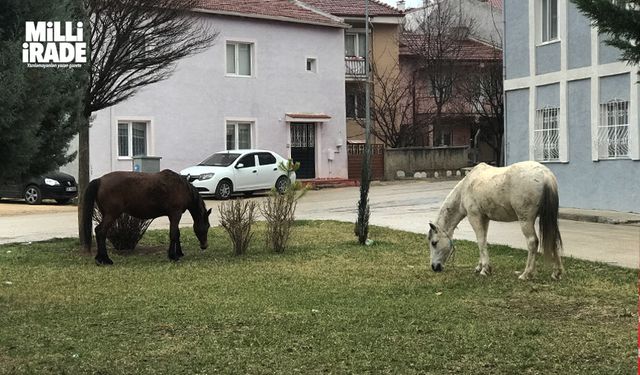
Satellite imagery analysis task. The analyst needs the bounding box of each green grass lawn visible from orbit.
[0,221,637,374]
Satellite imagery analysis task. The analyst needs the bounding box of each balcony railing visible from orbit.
[345,57,366,79]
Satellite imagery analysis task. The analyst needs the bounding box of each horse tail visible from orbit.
[538,175,562,263]
[81,178,101,252]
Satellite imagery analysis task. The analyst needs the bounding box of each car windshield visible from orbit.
[198,152,241,167]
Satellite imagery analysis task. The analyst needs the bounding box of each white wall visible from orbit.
[79,14,347,180]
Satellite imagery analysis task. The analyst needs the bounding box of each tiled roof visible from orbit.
[195,0,347,28]
[300,0,404,17]
[400,33,502,60]
[486,0,503,10]
[407,0,503,12]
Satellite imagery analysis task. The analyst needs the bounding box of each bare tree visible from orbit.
[352,62,432,148]
[459,58,504,165]
[459,3,504,165]
[78,0,218,247]
[402,0,474,146]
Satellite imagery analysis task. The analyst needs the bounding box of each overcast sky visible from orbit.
[379,0,424,9]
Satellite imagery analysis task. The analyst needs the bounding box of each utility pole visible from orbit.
[355,0,372,245]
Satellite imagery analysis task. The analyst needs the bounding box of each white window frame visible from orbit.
[434,127,453,147]
[534,107,561,162]
[538,0,559,45]
[116,119,151,160]
[134,25,158,60]
[225,119,254,150]
[225,40,255,77]
[345,31,367,58]
[346,91,366,119]
[597,99,630,159]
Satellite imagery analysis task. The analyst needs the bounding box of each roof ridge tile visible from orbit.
[195,0,349,28]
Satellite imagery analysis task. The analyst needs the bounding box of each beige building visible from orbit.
[302,0,405,144]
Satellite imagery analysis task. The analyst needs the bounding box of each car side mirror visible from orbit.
[236,163,244,169]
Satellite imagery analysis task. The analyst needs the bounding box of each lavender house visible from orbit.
[63,0,349,181]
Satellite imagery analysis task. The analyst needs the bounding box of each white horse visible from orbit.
[428,161,564,280]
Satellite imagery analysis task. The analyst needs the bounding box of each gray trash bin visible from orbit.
[132,156,162,173]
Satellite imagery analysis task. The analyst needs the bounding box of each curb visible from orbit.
[558,212,640,225]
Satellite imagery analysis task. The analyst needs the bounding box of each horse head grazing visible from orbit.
[189,185,211,250]
[427,222,454,272]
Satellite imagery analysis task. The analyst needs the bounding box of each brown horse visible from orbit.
[81,169,211,265]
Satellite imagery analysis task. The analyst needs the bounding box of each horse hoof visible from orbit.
[518,273,530,281]
[95,257,114,265]
[551,271,562,280]
[474,265,482,273]
[480,269,490,277]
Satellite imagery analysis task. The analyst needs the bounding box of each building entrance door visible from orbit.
[290,123,316,179]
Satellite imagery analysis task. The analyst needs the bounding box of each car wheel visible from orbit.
[275,176,290,194]
[24,185,42,205]
[56,198,72,205]
[215,180,233,200]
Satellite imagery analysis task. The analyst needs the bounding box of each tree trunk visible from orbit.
[77,114,91,250]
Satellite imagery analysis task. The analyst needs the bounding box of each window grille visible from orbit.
[291,124,314,148]
[598,100,629,159]
[534,107,560,161]
[347,143,384,155]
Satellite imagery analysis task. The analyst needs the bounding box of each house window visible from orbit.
[345,32,367,57]
[540,0,558,43]
[226,42,253,76]
[598,100,629,159]
[534,107,560,161]
[346,91,366,119]
[226,122,252,150]
[306,58,317,73]
[434,128,452,146]
[118,121,148,158]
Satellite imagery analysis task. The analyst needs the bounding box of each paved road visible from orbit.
[1,180,638,268]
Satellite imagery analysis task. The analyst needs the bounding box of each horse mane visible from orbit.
[181,175,205,215]
[436,179,466,234]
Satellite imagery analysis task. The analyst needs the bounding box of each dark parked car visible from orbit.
[0,171,78,205]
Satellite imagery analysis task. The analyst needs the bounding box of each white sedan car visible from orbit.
[180,149,295,199]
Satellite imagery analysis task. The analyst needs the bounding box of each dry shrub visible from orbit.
[261,160,307,253]
[93,210,154,253]
[218,199,257,256]
[261,192,297,253]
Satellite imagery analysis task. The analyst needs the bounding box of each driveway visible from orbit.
[1,180,638,268]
